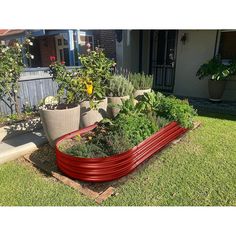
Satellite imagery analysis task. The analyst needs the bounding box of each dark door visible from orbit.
[150,30,177,92]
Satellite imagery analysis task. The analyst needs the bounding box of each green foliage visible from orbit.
[78,47,115,101]
[196,57,236,81]
[117,98,140,116]
[138,92,197,128]
[112,113,159,146]
[49,62,83,105]
[107,75,134,97]
[64,142,108,158]
[91,129,134,156]
[128,72,153,90]
[0,38,33,114]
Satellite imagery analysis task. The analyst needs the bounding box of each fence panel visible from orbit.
[0,73,58,115]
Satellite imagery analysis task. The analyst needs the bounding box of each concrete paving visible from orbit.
[0,129,47,165]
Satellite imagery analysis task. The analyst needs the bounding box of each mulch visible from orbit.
[23,122,201,204]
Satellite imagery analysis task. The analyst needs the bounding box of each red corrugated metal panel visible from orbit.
[55,122,188,182]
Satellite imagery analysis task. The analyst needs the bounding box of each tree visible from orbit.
[0,38,33,114]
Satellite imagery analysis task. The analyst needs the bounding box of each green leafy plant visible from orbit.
[0,38,33,114]
[78,46,115,103]
[109,113,159,147]
[196,57,236,80]
[138,92,197,128]
[128,72,153,90]
[106,75,134,97]
[117,98,139,116]
[49,60,83,105]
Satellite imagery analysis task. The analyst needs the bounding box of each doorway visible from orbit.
[150,30,178,93]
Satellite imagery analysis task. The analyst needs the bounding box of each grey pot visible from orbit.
[80,98,107,128]
[107,95,130,118]
[208,79,227,101]
[39,105,80,147]
[134,88,151,101]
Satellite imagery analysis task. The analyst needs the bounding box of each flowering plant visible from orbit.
[49,57,83,106]
[0,38,33,114]
[78,44,115,107]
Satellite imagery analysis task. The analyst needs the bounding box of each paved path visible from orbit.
[0,130,47,165]
[176,95,236,115]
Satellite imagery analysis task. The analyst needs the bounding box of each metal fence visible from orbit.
[0,68,58,115]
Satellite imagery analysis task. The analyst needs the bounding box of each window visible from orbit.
[79,33,94,54]
[219,31,236,60]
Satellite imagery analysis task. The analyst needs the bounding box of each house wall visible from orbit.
[141,30,151,74]
[116,30,236,101]
[93,30,116,59]
[174,30,236,101]
[116,30,140,72]
[173,30,217,99]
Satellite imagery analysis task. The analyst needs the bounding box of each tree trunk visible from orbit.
[13,93,20,114]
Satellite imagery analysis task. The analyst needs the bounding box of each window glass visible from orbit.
[219,31,236,60]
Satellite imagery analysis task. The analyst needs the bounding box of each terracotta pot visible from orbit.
[80,98,107,128]
[39,105,80,147]
[134,88,151,101]
[208,79,227,101]
[107,95,130,118]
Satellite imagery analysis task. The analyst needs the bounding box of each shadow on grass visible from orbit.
[25,143,171,195]
[198,111,236,121]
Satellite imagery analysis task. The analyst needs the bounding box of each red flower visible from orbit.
[50,56,56,61]
[61,61,65,65]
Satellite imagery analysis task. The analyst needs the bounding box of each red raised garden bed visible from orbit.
[55,122,188,182]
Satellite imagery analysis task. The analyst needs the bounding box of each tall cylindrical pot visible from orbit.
[39,105,80,147]
[208,79,227,101]
[80,98,107,128]
[107,95,130,118]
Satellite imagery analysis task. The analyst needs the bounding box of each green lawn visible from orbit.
[0,113,236,206]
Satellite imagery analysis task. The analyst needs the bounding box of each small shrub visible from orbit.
[106,75,134,97]
[113,113,159,146]
[128,72,153,90]
[63,142,108,158]
[91,129,134,155]
[139,92,197,128]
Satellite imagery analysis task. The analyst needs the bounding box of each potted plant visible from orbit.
[128,72,153,100]
[39,59,82,146]
[106,74,134,118]
[78,45,115,127]
[196,57,236,101]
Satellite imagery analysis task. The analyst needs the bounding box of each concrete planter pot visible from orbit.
[39,105,80,147]
[134,88,152,100]
[80,98,107,128]
[0,117,42,142]
[208,79,227,101]
[107,95,130,118]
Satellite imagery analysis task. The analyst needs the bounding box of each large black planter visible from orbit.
[208,79,227,101]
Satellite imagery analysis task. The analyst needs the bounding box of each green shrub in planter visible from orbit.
[138,92,197,128]
[107,75,134,97]
[128,72,153,90]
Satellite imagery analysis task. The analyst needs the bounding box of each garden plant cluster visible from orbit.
[59,92,197,158]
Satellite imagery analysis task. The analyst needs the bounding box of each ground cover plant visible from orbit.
[0,107,38,128]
